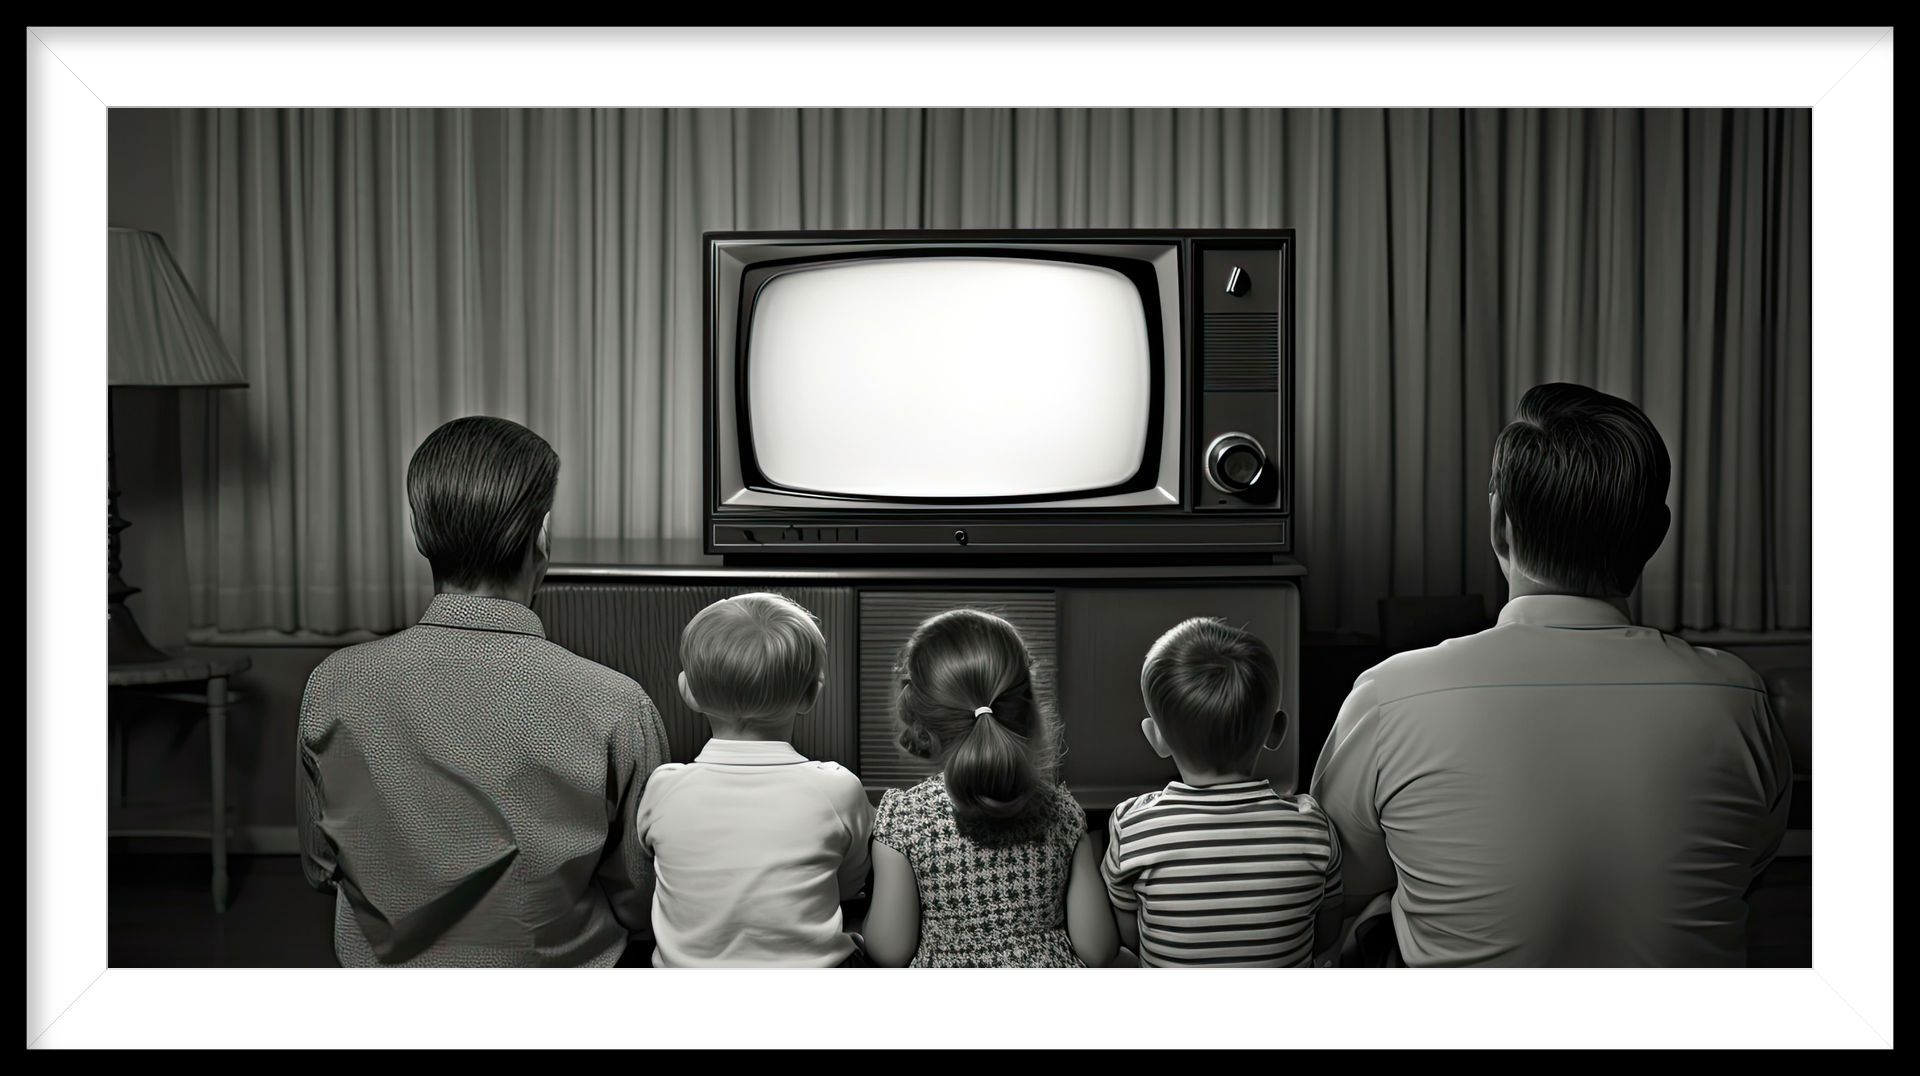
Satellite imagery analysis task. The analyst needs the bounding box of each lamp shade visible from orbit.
[108,226,247,388]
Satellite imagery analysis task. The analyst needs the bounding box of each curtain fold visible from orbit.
[171,107,1812,637]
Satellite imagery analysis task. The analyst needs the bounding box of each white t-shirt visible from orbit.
[635,738,874,967]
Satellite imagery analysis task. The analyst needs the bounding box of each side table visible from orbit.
[108,654,253,912]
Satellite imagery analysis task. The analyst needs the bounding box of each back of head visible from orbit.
[407,416,559,591]
[893,608,1058,823]
[1140,618,1281,771]
[680,592,827,724]
[1490,382,1672,596]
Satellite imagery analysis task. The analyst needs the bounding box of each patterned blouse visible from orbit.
[872,776,1088,967]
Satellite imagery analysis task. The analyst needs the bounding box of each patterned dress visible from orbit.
[872,776,1087,967]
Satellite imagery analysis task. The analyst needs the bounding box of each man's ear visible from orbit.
[1648,503,1671,556]
[677,671,701,715]
[796,674,824,715]
[1140,716,1173,760]
[1619,503,1673,596]
[1264,709,1289,752]
[409,506,427,559]
[524,511,553,594]
[1488,490,1513,576]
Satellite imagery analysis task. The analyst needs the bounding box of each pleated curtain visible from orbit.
[169,107,1811,637]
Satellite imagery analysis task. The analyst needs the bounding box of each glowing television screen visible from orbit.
[746,257,1154,500]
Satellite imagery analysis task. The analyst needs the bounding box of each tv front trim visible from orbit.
[705,229,1295,559]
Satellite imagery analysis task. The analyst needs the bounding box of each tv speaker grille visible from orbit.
[1203,311,1280,392]
[535,583,857,768]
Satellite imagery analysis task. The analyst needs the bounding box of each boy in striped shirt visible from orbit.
[1102,618,1344,967]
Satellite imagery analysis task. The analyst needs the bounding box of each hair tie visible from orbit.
[973,705,994,721]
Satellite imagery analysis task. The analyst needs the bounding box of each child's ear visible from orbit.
[677,671,701,715]
[1140,716,1173,760]
[1263,709,1289,752]
[796,674,824,715]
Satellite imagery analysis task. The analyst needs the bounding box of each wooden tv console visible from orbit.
[538,539,1305,807]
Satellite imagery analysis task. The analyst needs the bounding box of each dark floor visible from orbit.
[108,851,1812,968]
[107,852,660,967]
[110,853,337,968]
[1746,856,1813,968]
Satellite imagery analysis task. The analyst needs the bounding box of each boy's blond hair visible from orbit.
[680,592,826,723]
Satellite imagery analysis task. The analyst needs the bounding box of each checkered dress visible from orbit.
[873,776,1087,967]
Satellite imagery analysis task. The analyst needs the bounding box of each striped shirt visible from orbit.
[1102,779,1343,967]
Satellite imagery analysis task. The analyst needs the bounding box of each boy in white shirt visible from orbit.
[635,592,874,967]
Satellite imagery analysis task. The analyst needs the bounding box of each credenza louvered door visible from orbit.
[535,583,857,768]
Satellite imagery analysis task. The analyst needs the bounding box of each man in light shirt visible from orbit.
[1311,383,1793,966]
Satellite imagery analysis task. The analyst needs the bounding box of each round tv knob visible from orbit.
[1205,432,1267,494]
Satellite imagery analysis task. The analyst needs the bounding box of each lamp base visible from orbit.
[108,392,172,668]
[109,598,173,667]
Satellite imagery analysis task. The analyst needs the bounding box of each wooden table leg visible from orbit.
[209,675,229,913]
[113,713,127,808]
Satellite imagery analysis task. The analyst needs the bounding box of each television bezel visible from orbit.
[704,229,1296,559]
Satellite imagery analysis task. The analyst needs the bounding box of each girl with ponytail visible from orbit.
[862,609,1118,968]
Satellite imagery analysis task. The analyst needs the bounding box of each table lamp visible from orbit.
[107,226,248,666]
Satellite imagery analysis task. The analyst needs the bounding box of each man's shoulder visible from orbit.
[306,631,414,692]
[527,642,656,709]
[306,630,649,702]
[1670,640,1769,693]
[1356,627,1506,706]
[1357,621,1770,707]
[498,640,664,741]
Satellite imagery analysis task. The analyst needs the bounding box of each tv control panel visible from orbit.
[1192,242,1288,515]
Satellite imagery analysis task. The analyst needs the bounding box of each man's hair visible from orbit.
[680,592,827,723]
[406,416,560,590]
[1140,618,1281,771]
[1489,383,1672,596]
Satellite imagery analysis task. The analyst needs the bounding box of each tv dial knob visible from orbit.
[1205,432,1267,494]
[1224,265,1251,296]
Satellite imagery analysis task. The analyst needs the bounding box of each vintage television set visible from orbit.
[705,230,1294,557]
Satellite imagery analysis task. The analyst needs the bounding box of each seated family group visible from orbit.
[296,384,1794,968]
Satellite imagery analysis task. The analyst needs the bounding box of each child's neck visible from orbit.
[706,715,796,742]
[1173,763,1262,788]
